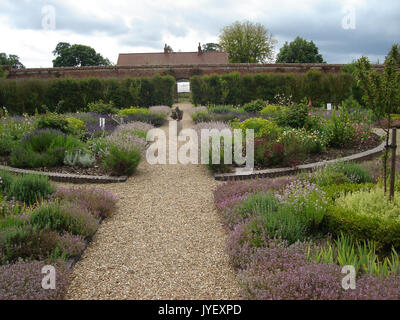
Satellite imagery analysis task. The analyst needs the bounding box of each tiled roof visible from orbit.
[117,51,229,66]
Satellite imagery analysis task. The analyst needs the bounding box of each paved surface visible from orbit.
[65,103,242,300]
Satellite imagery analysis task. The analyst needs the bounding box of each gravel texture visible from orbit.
[65,103,242,300]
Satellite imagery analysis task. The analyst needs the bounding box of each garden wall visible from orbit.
[190,71,359,106]
[6,63,385,81]
[0,75,175,114]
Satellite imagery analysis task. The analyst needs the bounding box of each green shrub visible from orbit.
[118,107,150,117]
[10,129,85,169]
[241,205,308,247]
[238,192,280,221]
[64,150,96,168]
[29,202,98,237]
[7,174,55,205]
[0,76,175,115]
[102,145,141,176]
[0,170,15,192]
[192,111,212,124]
[323,187,400,251]
[260,105,280,118]
[36,113,72,134]
[326,109,356,147]
[205,139,232,174]
[0,225,60,264]
[243,100,267,113]
[0,136,18,156]
[65,117,85,135]
[88,100,118,114]
[233,118,280,139]
[190,72,356,107]
[321,182,375,201]
[333,162,374,184]
[277,103,309,128]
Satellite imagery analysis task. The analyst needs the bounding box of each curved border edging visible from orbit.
[214,137,386,182]
[0,165,128,184]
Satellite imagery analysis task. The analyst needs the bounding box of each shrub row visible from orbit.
[0,75,176,115]
[190,71,355,107]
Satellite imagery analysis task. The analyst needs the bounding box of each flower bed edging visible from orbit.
[0,165,128,184]
[214,138,386,182]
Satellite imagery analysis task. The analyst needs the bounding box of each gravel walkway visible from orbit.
[65,103,242,300]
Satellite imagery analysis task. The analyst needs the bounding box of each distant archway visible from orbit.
[176,79,191,103]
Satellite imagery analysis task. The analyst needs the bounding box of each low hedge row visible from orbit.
[0,75,176,115]
[190,71,356,107]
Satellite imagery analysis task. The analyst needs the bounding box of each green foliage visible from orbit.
[36,113,72,134]
[0,170,15,192]
[102,145,141,176]
[0,225,60,264]
[0,52,25,69]
[202,43,221,52]
[326,109,356,147]
[323,187,400,251]
[277,103,309,128]
[10,130,84,168]
[205,138,232,174]
[219,20,277,63]
[65,117,85,136]
[64,150,96,168]
[88,100,118,114]
[243,99,267,113]
[233,117,280,139]
[309,234,400,277]
[321,183,375,201]
[241,204,308,247]
[192,111,212,124]
[238,192,280,220]
[333,162,374,184]
[52,42,111,67]
[118,107,150,117]
[7,174,55,205]
[307,162,374,187]
[30,202,98,237]
[276,36,325,63]
[260,105,280,118]
[0,76,175,115]
[191,71,353,106]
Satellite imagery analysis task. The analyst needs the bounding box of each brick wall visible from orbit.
[6,63,385,81]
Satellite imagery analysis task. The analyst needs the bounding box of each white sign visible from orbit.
[327,103,332,111]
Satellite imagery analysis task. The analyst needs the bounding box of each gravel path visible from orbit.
[65,103,242,300]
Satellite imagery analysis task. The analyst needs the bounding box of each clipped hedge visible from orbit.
[190,71,355,107]
[0,75,176,115]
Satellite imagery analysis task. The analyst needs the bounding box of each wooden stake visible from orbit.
[389,128,397,201]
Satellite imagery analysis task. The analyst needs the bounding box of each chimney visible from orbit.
[198,42,202,55]
[164,44,168,54]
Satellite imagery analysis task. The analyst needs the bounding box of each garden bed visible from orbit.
[0,172,119,300]
[0,104,171,182]
[215,132,384,181]
[214,162,400,300]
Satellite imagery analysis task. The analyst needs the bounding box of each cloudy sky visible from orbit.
[1,0,399,68]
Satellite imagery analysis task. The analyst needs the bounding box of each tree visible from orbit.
[386,44,400,65]
[52,42,112,67]
[219,21,277,63]
[202,43,221,52]
[0,53,25,69]
[276,37,325,63]
[355,50,400,201]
